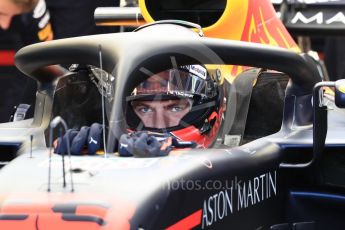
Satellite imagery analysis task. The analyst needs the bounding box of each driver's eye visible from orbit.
[168,102,189,112]
[170,106,183,112]
[136,106,153,114]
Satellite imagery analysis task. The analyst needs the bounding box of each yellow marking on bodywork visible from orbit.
[139,0,154,23]
[258,8,278,46]
[204,0,248,41]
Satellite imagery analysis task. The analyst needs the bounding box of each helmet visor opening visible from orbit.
[126,65,218,130]
[127,65,216,102]
[131,98,193,129]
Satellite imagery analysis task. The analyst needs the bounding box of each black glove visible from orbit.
[119,132,173,157]
[54,123,103,155]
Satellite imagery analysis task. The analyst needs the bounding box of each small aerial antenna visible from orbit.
[29,135,33,158]
[59,127,66,188]
[48,116,75,192]
[99,45,108,157]
[48,129,52,192]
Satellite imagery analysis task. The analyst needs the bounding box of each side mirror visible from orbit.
[280,81,329,168]
[335,79,345,108]
[311,80,345,166]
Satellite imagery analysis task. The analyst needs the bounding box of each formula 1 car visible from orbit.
[0,0,345,229]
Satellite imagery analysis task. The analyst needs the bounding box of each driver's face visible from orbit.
[0,0,23,30]
[132,99,192,129]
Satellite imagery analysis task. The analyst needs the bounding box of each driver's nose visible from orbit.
[154,111,169,129]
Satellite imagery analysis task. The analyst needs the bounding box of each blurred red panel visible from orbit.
[0,50,15,66]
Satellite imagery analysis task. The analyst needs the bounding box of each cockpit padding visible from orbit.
[242,71,289,143]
